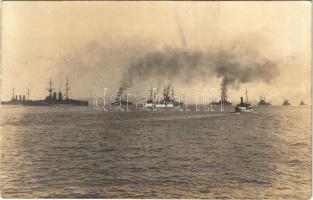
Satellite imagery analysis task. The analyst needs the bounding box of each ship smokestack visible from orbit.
[53,92,57,100]
[19,95,22,101]
[240,97,244,104]
[58,92,63,100]
[22,95,25,101]
[12,88,15,101]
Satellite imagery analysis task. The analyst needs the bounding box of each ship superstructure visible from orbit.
[257,96,271,106]
[144,85,183,108]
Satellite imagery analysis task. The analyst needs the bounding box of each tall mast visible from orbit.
[246,89,248,103]
[12,88,15,100]
[171,88,174,99]
[163,86,166,98]
[150,83,153,101]
[47,78,53,97]
[65,78,70,100]
[153,88,156,102]
[27,89,30,100]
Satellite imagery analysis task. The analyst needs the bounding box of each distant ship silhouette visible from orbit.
[2,79,88,106]
[257,96,271,106]
[282,99,291,106]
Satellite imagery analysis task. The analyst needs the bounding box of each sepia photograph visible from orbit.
[0,1,311,199]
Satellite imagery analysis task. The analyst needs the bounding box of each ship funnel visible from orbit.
[53,92,57,100]
[240,97,244,104]
[58,92,63,100]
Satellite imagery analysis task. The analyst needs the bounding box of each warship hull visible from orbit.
[210,102,232,106]
[1,101,21,105]
[22,99,88,106]
[111,101,133,105]
[210,96,232,106]
[282,100,291,106]
[257,102,271,106]
[235,105,253,112]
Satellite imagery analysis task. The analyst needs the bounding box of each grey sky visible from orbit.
[1,1,311,104]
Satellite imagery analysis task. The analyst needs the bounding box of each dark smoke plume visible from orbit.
[119,46,279,96]
[118,86,125,96]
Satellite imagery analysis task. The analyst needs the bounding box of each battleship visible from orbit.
[144,85,183,108]
[257,96,271,106]
[299,100,306,106]
[20,79,88,106]
[235,90,253,112]
[1,88,29,105]
[282,99,291,106]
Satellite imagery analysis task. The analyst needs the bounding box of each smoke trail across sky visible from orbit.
[119,45,280,97]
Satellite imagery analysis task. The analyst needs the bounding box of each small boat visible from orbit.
[299,100,306,106]
[235,90,253,113]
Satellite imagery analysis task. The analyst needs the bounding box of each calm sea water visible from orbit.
[1,105,311,198]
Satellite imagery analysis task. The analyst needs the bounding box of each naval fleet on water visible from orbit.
[1,79,88,106]
[2,80,305,111]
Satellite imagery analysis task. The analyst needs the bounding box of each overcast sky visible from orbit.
[1,1,311,104]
